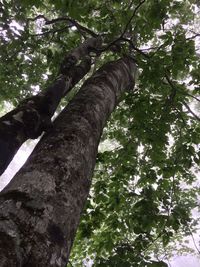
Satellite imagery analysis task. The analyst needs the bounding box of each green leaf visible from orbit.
[147,261,168,267]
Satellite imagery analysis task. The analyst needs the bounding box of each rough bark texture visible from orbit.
[0,56,136,267]
[0,37,102,176]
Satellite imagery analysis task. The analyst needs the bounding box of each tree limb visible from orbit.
[121,0,146,38]
[165,74,200,121]
[183,102,200,122]
[93,0,146,55]
[27,15,98,38]
[0,37,103,175]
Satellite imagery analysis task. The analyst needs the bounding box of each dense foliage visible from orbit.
[0,0,200,266]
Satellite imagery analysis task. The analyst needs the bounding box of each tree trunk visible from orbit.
[0,37,102,176]
[0,56,136,267]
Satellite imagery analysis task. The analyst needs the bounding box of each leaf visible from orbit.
[147,261,168,267]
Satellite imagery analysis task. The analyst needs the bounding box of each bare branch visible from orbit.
[31,25,70,37]
[121,37,150,58]
[27,14,48,22]
[179,90,200,103]
[165,74,200,121]
[186,30,200,40]
[165,74,200,103]
[174,107,188,126]
[45,17,98,38]
[27,2,145,56]
[186,33,200,40]
[183,102,200,122]
[165,74,175,89]
[187,226,200,255]
[27,15,98,38]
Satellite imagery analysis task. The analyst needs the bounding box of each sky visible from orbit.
[0,139,37,190]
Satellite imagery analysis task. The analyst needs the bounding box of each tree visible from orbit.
[0,0,200,266]
[0,36,101,174]
[0,56,136,266]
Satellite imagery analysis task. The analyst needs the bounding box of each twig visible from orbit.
[149,41,170,58]
[96,0,146,55]
[179,91,200,103]
[143,232,163,256]
[127,0,135,11]
[165,75,200,103]
[165,74,175,89]
[27,14,47,22]
[165,74,200,122]
[186,30,200,40]
[187,226,200,255]
[31,25,70,37]
[27,15,98,38]
[174,107,187,126]
[183,102,200,122]
[121,0,146,38]
[186,33,200,40]
[170,164,200,256]
[121,37,150,58]
[163,75,177,116]
[67,260,74,267]
[46,17,98,38]
[29,2,146,57]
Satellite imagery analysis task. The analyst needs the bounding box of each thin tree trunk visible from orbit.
[0,56,136,267]
[0,37,102,175]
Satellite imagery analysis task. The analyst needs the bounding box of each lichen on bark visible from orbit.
[0,56,136,266]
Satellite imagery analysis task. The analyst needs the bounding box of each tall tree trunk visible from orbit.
[0,37,102,175]
[0,56,136,267]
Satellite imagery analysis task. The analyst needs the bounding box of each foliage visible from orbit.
[0,0,200,266]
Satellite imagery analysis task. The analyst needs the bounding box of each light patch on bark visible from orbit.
[13,111,24,123]
[63,77,73,95]
[16,133,25,143]
[16,201,22,209]
[11,170,56,194]
[50,253,62,266]
[27,100,34,105]
[2,121,11,125]
[35,219,49,234]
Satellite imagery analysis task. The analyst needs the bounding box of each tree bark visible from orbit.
[0,56,136,267]
[0,37,102,176]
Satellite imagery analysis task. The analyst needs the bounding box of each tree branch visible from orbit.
[27,15,98,38]
[121,37,150,58]
[68,260,74,267]
[183,102,200,122]
[165,74,200,122]
[0,36,104,175]
[31,25,70,37]
[186,30,200,40]
[121,0,146,38]
[178,90,200,103]
[93,0,146,55]
[27,14,47,22]
[46,17,98,38]
[165,74,200,103]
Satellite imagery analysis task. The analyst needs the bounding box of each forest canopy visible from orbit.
[0,0,200,266]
